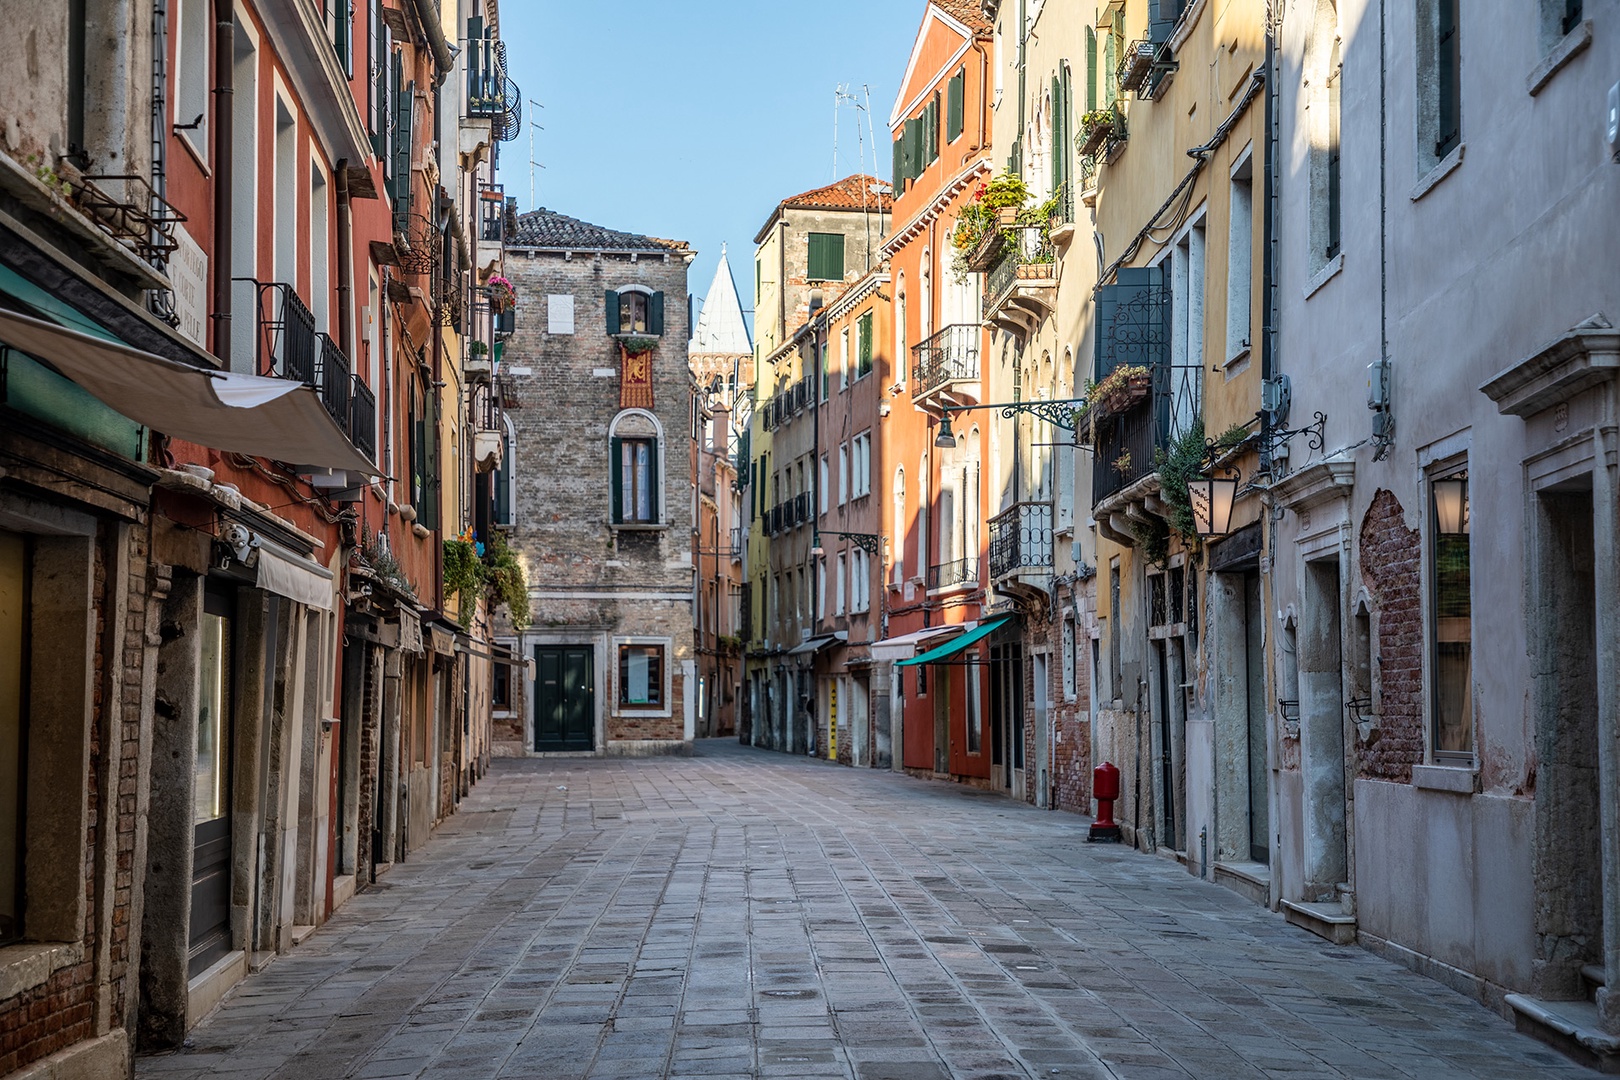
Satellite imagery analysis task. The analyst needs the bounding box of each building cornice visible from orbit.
[882,160,993,257]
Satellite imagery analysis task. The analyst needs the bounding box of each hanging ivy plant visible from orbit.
[443,537,486,626]
[1153,416,1207,547]
[620,336,658,356]
[482,531,531,629]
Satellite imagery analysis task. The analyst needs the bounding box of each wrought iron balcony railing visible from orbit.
[911,324,980,400]
[984,235,1057,315]
[927,557,977,592]
[989,501,1054,583]
[242,280,374,459]
[465,22,522,142]
[479,185,505,243]
[248,281,317,385]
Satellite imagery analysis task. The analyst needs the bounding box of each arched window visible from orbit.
[920,249,933,340]
[609,409,665,526]
[1305,0,1341,272]
[895,274,908,387]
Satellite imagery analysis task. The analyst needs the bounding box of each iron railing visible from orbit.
[479,184,505,242]
[248,281,317,384]
[760,377,814,431]
[465,22,522,142]
[350,377,376,460]
[927,557,977,591]
[911,324,980,400]
[989,501,1054,582]
[1049,180,1074,228]
[1091,361,1202,507]
[74,174,186,267]
[316,333,352,429]
[983,234,1057,314]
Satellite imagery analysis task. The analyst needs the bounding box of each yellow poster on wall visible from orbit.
[828,681,838,760]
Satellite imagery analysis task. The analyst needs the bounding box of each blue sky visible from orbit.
[499,0,922,336]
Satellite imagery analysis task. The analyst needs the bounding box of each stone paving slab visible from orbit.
[138,740,1587,1079]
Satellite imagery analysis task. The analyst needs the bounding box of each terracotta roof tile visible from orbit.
[935,0,992,33]
[509,208,686,252]
[778,175,896,214]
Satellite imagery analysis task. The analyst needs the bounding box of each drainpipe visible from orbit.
[406,0,454,86]
[211,0,233,366]
[336,160,353,361]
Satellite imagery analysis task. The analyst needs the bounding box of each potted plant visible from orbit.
[1078,108,1121,158]
[465,339,492,377]
[486,274,517,313]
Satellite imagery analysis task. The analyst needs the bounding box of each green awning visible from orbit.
[895,615,1014,667]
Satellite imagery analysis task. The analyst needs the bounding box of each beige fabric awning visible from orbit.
[256,539,335,612]
[0,308,378,475]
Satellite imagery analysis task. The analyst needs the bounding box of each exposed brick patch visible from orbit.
[1358,489,1424,782]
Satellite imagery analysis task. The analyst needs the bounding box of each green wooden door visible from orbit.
[535,646,594,752]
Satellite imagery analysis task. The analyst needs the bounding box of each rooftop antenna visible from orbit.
[527,103,546,209]
[834,83,859,181]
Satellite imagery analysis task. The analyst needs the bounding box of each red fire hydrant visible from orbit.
[1089,761,1123,843]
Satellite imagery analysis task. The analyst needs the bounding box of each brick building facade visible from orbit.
[495,209,697,755]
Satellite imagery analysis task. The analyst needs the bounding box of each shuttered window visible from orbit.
[856,310,873,378]
[1435,0,1461,158]
[807,233,845,283]
[926,94,940,166]
[605,290,664,335]
[946,69,965,142]
[893,134,905,189]
[1326,51,1342,258]
[1086,28,1098,112]
[1051,75,1067,191]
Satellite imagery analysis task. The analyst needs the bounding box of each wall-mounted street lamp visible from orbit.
[933,396,1090,450]
[1188,469,1240,537]
[811,530,882,558]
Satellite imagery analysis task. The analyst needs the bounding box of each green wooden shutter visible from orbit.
[1435,0,1460,157]
[649,291,665,336]
[946,70,964,142]
[1086,28,1098,112]
[610,436,623,522]
[928,94,940,164]
[858,311,873,376]
[905,117,922,181]
[1105,17,1118,106]
[1051,76,1065,190]
[892,134,905,188]
[605,290,620,335]
[392,72,414,233]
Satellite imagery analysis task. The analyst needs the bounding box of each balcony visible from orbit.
[982,233,1058,336]
[464,20,522,142]
[760,377,814,431]
[989,501,1053,597]
[927,557,977,592]
[475,185,507,272]
[246,280,375,462]
[911,324,980,411]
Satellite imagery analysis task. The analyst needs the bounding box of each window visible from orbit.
[408,375,438,520]
[820,338,831,401]
[838,445,849,506]
[176,0,211,155]
[1326,42,1342,258]
[618,642,666,708]
[493,659,511,711]
[606,287,664,336]
[1228,159,1255,359]
[1429,467,1471,759]
[1417,0,1461,171]
[819,456,829,514]
[840,327,850,391]
[851,432,871,498]
[895,286,907,386]
[610,411,663,525]
[892,469,906,584]
[1,532,26,945]
[1434,0,1460,158]
[326,0,353,74]
[947,67,965,142]
[856,311,874,379]
[817,558,827,617]
[836,554,846,615]
[807,233,846,282]
[852,549,870,613]
[1167,222,1206,440]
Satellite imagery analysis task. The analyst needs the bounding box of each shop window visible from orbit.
[1430,467,1472,759]
[618,642,666,709]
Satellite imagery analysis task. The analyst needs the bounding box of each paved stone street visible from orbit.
[137,741,1582,1080]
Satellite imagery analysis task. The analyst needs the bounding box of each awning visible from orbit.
[0,309,379,476]
[255,540,334,612]
[787,631,847,656]
[868,624,964,661]
[896,615,1015,667]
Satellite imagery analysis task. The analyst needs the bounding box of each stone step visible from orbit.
[1506,993,1620,1073]
[1281,898,1357,945]
[1213,860,1270,907]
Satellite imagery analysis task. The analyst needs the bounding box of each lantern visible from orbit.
[1188,472,1239,537]
[1432,474,1469,535]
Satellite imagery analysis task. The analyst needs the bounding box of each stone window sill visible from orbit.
[0,940,83,1001]
[1411,144,1465,203]
[1528,21,1592,97]
[1412,763,1476,794]
[609,522,668,532]
[1303,253,1344,300]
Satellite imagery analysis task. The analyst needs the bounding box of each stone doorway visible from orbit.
[1531,482,1601,1000]
[1299,557,1349,905]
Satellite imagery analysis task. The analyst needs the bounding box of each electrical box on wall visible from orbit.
[1367,360,1390,411]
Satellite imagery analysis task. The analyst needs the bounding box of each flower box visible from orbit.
[964,228,1006,272]
[1119,40,1156,94]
